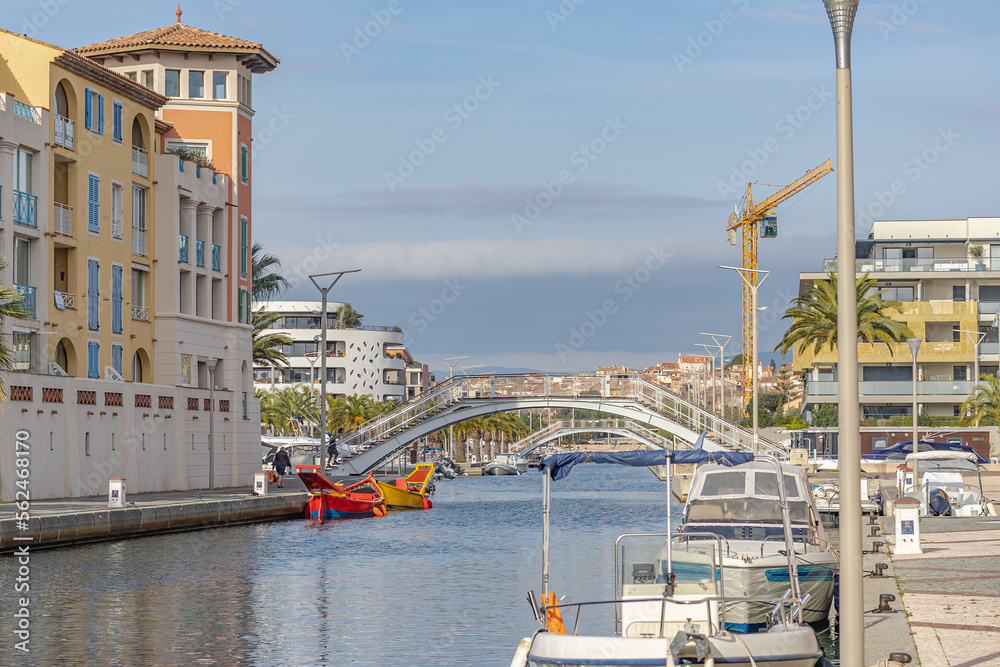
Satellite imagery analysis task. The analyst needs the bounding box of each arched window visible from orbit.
[132,351,144,383]
[54,83,69,118]
[131,117,145,150]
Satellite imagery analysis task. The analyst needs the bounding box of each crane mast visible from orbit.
[726,159,833,416]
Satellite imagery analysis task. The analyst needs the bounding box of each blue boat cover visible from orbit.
[928,487,952,516]
[540,449,754,481]
[861,440,986,464]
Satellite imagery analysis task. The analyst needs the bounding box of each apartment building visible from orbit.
[253,301,408,402]
[0,14,277,500]
[795,218,1000,420]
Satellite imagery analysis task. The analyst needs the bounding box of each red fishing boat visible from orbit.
[297,466,388,519]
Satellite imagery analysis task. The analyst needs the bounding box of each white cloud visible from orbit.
[273,237,675,282]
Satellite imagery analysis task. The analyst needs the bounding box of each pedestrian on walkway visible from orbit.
[327,437,339,468]
[273,446,292,488]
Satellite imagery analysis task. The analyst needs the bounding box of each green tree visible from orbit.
[250,243,292,367]
[336,303,364,328]
[252,311,292,367]
[960,375,1000,426]
[258,385,318,435]
[811,403,838,428]
[250,241,290,302]
[774,271,913,357]
[0,261,32,399]
[774,365,800,412]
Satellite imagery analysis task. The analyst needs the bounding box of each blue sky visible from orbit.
[20,0,1000,372]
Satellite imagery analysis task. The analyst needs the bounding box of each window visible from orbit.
[88,174,100,233]
[112,344,123,376]
[872,438,889,450]
[165,140,209,158]
[133,352,144,383]
[954,365,967,381]
[213,72,227,99]
[879,286,914,302]
[126,72,137,81]
[83,89,104,134]
[238,289,243,324]
[111,183,124,239]
[13,238,29,285]
[88,341,99,379]
[240,217,248,277]
[953,285,966,302]
[132,268,146,309]
[132,185,146,230]
[12,332,30,371]
[953,324,961,343]
[88,259,99,331]
[165,70,180,97]
[142,70,153,89]
[189,71,204,98]
[181,354,193,386]
[240,144,248,182]
[112,101,123,143]
[862,365,912,382]
[15,149,33,194]
[111,265,123,333]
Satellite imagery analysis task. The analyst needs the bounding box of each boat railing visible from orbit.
[758,533,830,557]
[541,594,805,639]
[672,532,732,558]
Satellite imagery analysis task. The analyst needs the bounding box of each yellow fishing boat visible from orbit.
[372,463,436,509]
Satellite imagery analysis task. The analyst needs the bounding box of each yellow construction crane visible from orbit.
[726,158,833,415]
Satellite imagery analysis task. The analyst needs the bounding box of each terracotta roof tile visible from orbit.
[78,23,261,53]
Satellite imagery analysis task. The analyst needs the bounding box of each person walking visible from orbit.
[272,446,292,488]
[326,437,340,468]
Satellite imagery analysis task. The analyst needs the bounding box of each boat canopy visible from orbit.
[685,462,812,524]
[540,449,753,481]
[905,451,979,463]
[862,440,986,463]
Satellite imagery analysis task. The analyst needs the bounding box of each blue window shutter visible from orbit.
[112,265,123,333]
[88,342,99,379]
[88,174,100,232]
[84,88,92,130]
[113,102,122,142]
[98,94,104,135]
[88,259,99,330]
[112,345,123,376]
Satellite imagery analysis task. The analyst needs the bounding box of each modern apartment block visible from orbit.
[795,218,1000,420]
[0,14,277,501]
[253,301,408,402]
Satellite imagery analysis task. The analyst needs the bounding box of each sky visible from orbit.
[18,0,1000,374]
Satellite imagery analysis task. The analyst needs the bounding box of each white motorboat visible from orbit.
[484,453,528,476]
[898,451,987,517]
[510,450,832,667]
[810,477,878,522]
[676,461,839,632]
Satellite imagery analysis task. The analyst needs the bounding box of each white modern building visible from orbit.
[253,301,407,401]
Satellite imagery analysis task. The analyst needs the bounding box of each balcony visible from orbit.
[53,203,73,236]
[979,302,1000,316]
[807,379,975,397]
[196,239,205,267]
[178,234,189,263]
[54,290,75,310]
[54,114,74,149]
[131,304,148,321]
[132,226,147,256]
[823,257,998,274]
[982,342,1000,356]
[14,284,36,319]
[13,190,37,227]
[211,244,222,271]
[132,146,148,178]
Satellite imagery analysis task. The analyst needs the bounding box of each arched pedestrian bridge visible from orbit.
[331,374,780,476]
[511,418,676,455]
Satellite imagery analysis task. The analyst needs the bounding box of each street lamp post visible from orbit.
[907,338,922,502]
[719,265,770,452]
[444,356,469,459]
[959,329,987,426]
[309,269,360,464]
[205,357,219,489]
[822,2,862,661]
[700,332,732,418]
[694,343,717,413]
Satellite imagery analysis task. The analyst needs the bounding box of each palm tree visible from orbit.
[250,243,292,367]
[774,271,913,357]
[335,303,364,328]
[0,262,31,399]
[252,311,292,367]
[263,386,319,435]
[250,241,290,303]
[960,374,1000,426]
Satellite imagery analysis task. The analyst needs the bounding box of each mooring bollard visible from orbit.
[894,496,922,555]
[108,477,127,508]
[253,470,269,496]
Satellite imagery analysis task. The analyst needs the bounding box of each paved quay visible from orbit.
[879,516,1000,666]
[0,477,310,553]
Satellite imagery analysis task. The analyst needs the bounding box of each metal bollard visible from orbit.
[864,540,884,555]
[870,593,896,614]
[870,525,879,537]
[867,562,888,578]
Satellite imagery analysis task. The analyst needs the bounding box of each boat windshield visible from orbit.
[618,534,721,594]
[686,497,811,524]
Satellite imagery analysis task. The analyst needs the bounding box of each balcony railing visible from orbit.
[14,284,36,319]
[131,304,148,321]
[111,214,123,239]
[179,234,189,263]
[823,257,998,274]
[211,243,222,271]
[807,379,975,396]
[132,225,147,256]
[53,202,73,236]
[54,114,74,149]
[54,290,75,310]
[11,99,40,123]
[196,239,206,267]
[132,146,148,178]
[982,342,1000,356]
[13,190,37,227]
[979,301,1000,316]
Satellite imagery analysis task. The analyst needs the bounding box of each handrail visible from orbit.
[759,533,830,557]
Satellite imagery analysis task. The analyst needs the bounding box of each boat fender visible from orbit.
[373,505,386,517]
[422,497,432,510]
[545,592,567,635]
[668,630,710,662]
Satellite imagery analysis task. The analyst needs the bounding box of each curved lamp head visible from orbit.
[906,337,922,359]
[823,0,860,69]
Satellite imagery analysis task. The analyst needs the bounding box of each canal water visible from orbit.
[3,464,837,665]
